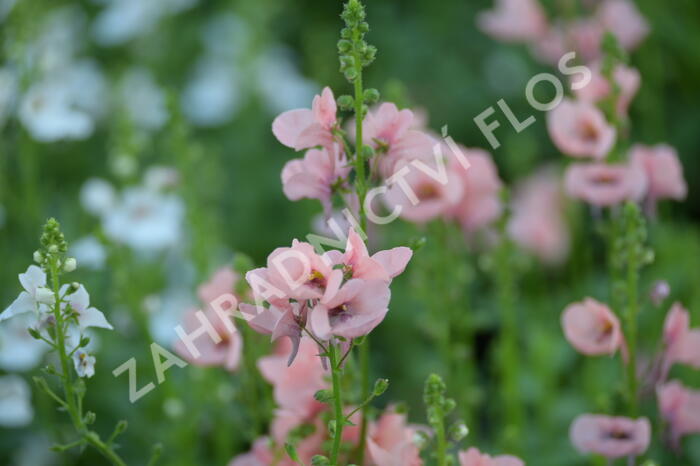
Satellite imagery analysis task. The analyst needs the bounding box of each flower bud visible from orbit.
[372,378,389,397]
[33,250,43,263]
[63,257,77,273]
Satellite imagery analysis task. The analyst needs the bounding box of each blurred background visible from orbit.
[0,0,699,465]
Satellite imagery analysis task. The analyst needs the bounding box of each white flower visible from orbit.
[70,235,106,270]
[103,187,184,252]
[182,58,241,127]
[63,257,77,273]
[0,312,47,371]
[1,265,52,322]
[73,349,95,378]
[119,67,168,130]
[144,166,179,191]
[255,47,317,114]
[61,284,113,330]
[80,178,116,215]
[0,375,33,427]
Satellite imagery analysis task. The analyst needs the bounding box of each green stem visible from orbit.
[329,343,345,465]
[352,40,367,232]
[49,260,127,466]
[625,252,639,417]
[434,403,447,466]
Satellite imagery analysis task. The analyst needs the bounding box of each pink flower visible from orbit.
[198,266,238,306]
[662,302,700,371]
[547,99,616,160]
[281,146,351,214]
[174,306,242,371]
[310,274,391,340]
[630,144,687,206]
[228,438,275,466]
[367,410,424,466]
[446,148,503,233]
[362,103,435,178]
[458,447,524,466]
[336,228,413,282]
[570,414,651,459]
[383,157,464,223]
[258,338,327,439]
[272,87,337,151]
[597,0,649,51]
[530,24,567,65]
[508,169,570,265]
[240,300,307,365]
[574,63,640,117]
[561,298,623,356]
[477,0,548,43]
[657,380,700,447]
[564,162,647,207]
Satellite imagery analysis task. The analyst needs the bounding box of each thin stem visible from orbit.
[352,40,367,232]
[625,248,639,417]
[329,343,345,466]
[434,403,448,466]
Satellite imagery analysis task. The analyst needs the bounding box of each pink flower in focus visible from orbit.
[570,414,651,459]
[383,157,464,223]
[662,302,700,371]
[272,87,337,151]
[240,300,307,365]
[508,169,570,265]
[174,306,242,371]
[630,144,687,206]
[547,99,616,160]
[477,0,548,43]
[367,410,424,466]
[362,103,435,178]
[564,162,647,207]
[458,447,524,466]
[597,0,649,51]
[561,298,623,356]
[310,273,391,340]
[446,148,503,233]
[657,380,700,447]
[574,63,641,117]
[336,228,413,282]
[281,146,351,214]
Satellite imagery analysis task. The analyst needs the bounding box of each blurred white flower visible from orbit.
[182,58,241,126]
[103,187,184,252]
[71,235,107,270]
[0,0,17,23]
[144,166,179,191]
[73,349,96,378]
[144,288,193,347]
[255,47,317,114]
[200,13,250,59]
[120,67,168,131]
[93,0,198,46]
[19,60,107,142]
[0,265,52,322]
[81,178,116,216]
[61,284,113,331]
[0,375,33,427]
[0,312,47,371]
[28,6,86,73]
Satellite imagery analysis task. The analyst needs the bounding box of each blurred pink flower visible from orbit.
[569,19,605,63]
[662,302,700,372]
[446,148,503,233]
[198,266,238,306]
[574,63,640,117]
[362,103,435,178]
[174,306,242,371]
[597,0,649,51]
[630,144,687,210]
[649,280,671,307]
[561,298,623,356]
[564,162,647,207]
[258,338,327,439]
[281,146,351,214]
[367,409,424,466]
[657,380,700,447]
[547,99,616,160]
[384,157,464,223]
[570,414,651,459]
[477,0,548,43]
[508,169,570,265]
[310,273,391,340]
[272,87,337,151]
[458,447,524,466]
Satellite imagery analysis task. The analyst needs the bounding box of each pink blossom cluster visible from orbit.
[238,228,412,364]
[561,298,700,457]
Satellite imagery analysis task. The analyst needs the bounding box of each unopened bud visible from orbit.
[33,251,43,263]
[63,257,77,273]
